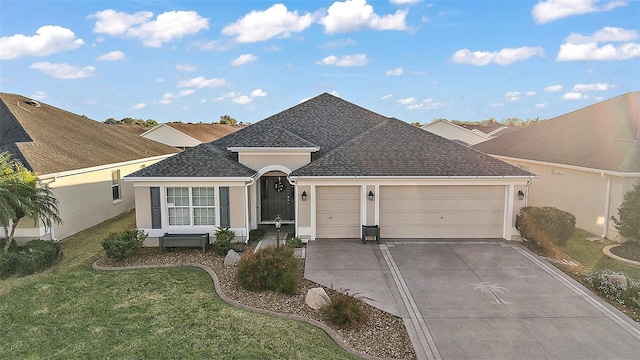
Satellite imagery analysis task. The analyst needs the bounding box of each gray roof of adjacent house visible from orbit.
[0,92,180,174]
[129,93,533,179]
[473,92,640,173]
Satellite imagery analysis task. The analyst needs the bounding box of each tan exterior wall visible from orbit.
[229,186,246,228]
[501,158,639,240]
[238,152,310,172]
[365,185,375,225]
[297,185,311,228]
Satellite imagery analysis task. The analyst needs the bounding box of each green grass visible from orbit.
[0,211,356,359]
[560,228,640,281]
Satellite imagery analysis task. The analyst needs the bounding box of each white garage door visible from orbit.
[380,186,505,239]
[316,186,360,238]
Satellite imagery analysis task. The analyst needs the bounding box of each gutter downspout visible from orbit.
[244,177,257,243]
[601,173,611,239]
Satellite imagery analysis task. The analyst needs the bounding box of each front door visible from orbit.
[260,176,295,222]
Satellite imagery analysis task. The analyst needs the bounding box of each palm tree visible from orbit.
[0,152,62,251]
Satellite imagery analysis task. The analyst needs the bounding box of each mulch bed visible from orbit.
[610,242,640,262]
[96,246,416,360]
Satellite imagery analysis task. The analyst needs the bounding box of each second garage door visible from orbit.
[380,186,505,239]
[316,186,360,238]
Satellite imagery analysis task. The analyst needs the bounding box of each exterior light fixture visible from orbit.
[301,191,307,201]
[275,214,282,249]
[518,190,525,200]
[368,190,374,201]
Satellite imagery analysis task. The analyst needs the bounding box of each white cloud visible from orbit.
[504,92,521,102]
[536,103,548,108]
[132,103,146,110]
[489,103,504,107]
[30,62,95,79]
[231,54,258,66]
[317,53,368,66]
[176,63,196,72]
[526,91,536,96]
[178,76,228,88]
[159,90,195,104]
[0,25,84,59]
[382,94,393,100]
[406,98,445,110]
[232,95,252,104]
[398,97,416,105]
[155,78,165,83]
[97,50,125,61]
[545,85,563,92]
[222,4,313,43]
[251,89,268,97]
[319,38,357,49]
[89,9,208,47]
[572,83,611,91]
[391,0,422,4]
[557,27,640,61]
[31,91,48,100]
[563,92,588,99]
[532,0,627,24]
[385,67,403,76]
[320,0,407,34]
[451,46,544,66]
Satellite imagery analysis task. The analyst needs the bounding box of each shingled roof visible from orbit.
[473,92,640,173]
[0,92,180,174]
[129,93,532,179]
[165,123,240,143]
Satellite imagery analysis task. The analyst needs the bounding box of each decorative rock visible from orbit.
[224,249,241,267]
[305,287,330,310]
[607,274,628,289]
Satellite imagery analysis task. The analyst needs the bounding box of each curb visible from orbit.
[92,260,393,360]
[603,245,640,269]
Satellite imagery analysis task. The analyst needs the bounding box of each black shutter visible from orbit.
[220,187,230,227]
[150,187,161,229]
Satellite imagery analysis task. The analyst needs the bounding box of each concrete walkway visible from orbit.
[305,239,640,360]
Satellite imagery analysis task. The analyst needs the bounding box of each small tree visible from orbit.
[219,115,237,126]
[612,182,640,242]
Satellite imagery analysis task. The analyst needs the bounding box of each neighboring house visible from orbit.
[127,93,533,242]
[460,123,510,137]
[0,92,180,243]
[474,92,639,240]
[421,119,492,145]
[140,123,240,149]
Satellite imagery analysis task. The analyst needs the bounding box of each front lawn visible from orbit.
[0,211,356,359]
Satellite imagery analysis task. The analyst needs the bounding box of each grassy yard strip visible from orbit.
[0,211,357,359]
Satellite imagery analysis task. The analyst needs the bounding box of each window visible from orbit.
[166,187,215,226]
[111,170,121,201]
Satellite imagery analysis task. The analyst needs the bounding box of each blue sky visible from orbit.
[1,0,639,124]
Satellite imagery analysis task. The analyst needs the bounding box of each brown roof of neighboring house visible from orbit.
[460,123,506,134]
[0,92,180,175]
[165,123,240,142]
[473,92,640,173]
[111,124,148,136]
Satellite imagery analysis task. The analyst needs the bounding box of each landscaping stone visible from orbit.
[305,287,330,310]
[224,249,241,267]
[607,273,628,289]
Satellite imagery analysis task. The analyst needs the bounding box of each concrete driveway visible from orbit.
[305,239,640,360]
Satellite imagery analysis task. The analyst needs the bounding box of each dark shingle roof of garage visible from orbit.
[473,92,639,173]
[0,92,180,175]
[129,93,533,178]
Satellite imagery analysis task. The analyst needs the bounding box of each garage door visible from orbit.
[316,186,360,238]
[380,186,505,238]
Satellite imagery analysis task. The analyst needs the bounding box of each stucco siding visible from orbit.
[238,153,310,172]
[229,186,246,228]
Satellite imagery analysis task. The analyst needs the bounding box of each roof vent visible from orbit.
[25,99,41,107]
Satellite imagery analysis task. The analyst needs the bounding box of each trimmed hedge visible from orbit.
[101,230,146,260]
[236,246,299,294]
[516,206,576,246]
[0,240,62,279]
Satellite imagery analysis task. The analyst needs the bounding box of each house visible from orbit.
[473,92,639,240]
[0,92,180,243]
[126,93,534,242]
[140,123,240,149]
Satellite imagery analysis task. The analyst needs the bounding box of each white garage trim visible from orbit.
[379,185,506,239]
[316,186,361,239]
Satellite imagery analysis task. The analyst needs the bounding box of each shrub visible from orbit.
[212,227,236,256]
[0,238,18,252]
[236,246,299,294]
[0,240,62,278]
[321,290,369,329]
[248,229,266,243]
[612,182,640,242]
[584,270,640,305]
[101,229,146,260]
[286,236,303,248]
[516,206,576,246]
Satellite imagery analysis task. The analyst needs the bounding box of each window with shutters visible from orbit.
[166,187,215,226]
